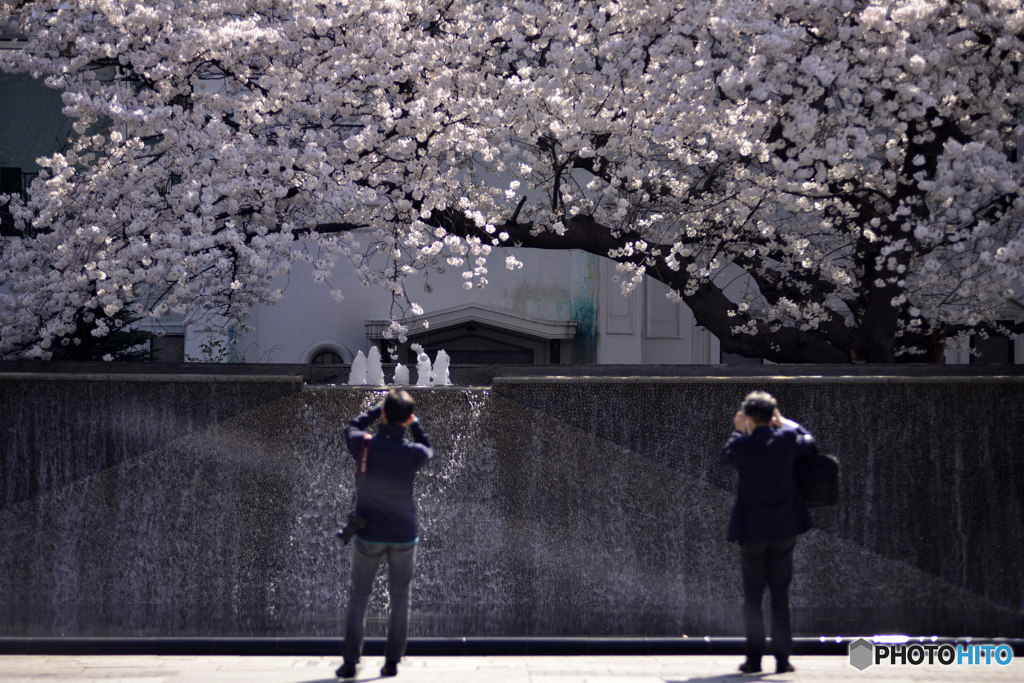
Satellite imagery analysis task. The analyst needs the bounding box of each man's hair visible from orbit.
[741,391,777,425]
[383,389,416,425]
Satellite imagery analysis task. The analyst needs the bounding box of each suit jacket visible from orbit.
[721,419,814,544]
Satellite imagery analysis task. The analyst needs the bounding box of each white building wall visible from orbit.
[642,277,693,364]
[597,256,642,364]
[219,242,596,364]
[179,243,736,366]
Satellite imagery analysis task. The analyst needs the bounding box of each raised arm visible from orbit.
[407,417,435,461]
[721,411,749,467]
[343,404,383,459]
[776,413,816,456]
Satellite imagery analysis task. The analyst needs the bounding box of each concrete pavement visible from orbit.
[0,654,1021,683]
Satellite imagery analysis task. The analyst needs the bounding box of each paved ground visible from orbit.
[0,654,1020,682]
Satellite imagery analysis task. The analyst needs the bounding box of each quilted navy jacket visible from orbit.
[344,404,434,543]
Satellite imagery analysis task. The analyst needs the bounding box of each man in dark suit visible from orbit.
[721,391,814,675]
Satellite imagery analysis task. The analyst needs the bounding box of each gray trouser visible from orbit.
[342,538,417,664]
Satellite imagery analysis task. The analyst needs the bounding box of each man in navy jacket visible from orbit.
[337,389,434,679]
[721,391,814,675]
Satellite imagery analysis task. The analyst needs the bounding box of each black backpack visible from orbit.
[795,444,840,509]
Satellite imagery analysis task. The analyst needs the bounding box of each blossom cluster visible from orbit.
[1,0,1022,361]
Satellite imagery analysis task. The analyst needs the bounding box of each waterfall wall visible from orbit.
[0,374,1021,637]
[0,373,303,509]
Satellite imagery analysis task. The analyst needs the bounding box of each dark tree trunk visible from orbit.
[432,211,862,364]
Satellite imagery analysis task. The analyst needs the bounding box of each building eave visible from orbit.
[366,303,577,341]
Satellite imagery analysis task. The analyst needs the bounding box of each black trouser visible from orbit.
[739,536,796,664]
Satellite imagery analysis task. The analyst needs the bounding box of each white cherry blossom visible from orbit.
[1,0,1023,362]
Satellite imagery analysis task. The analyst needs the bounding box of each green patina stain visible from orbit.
[571,253,599,363]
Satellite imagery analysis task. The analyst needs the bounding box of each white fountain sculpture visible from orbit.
[431,349,452,386]
[348,350,368,385]
[392,364,410,386]
[413,344,432,387]
[366,347,386,386]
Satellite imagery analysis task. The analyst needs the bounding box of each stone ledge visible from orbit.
[0,373,304,383]
[1,636,1018,656]
[491,375,1024,384]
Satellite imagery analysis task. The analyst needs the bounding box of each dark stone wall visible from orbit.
[5,359,1024,386]
[0,375,1021,637]
[493,377,1024,627]
[0,374,303,509]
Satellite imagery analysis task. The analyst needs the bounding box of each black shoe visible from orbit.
[738,660,762,674]
[380,661,399,677]
[776,660,795,674]
[335,661,358,678]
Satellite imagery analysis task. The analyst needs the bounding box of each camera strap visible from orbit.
[359,433,373,475]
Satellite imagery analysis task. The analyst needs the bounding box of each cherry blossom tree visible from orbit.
[2,0,1023,363]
